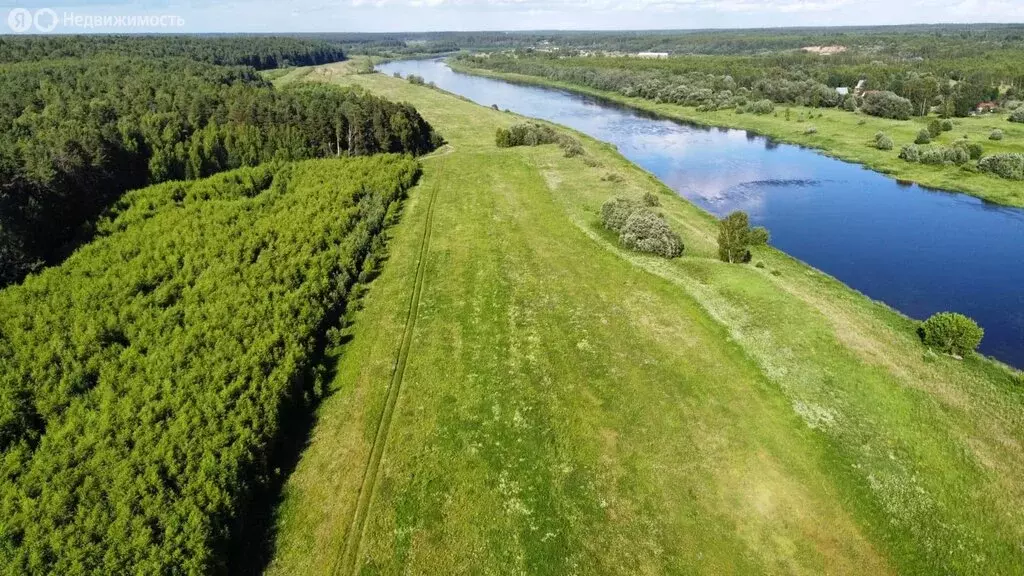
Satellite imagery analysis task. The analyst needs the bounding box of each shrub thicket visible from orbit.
[978,153,1024,180]
[0,156,420,574]
[874,132,894,150]
[921,312,984,357]
[748,99,775,115]
[1010,108,1024,123]
[898,144,970,165]
[600,197,683,258]
[861,91,914,120]
[496,122,585,157]
[620,211,685,258]
[967,142,985,160]
[601,197,640,232]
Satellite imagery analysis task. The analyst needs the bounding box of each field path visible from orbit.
[333,154,446,575]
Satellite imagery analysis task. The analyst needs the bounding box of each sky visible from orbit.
[2,0,1023,33]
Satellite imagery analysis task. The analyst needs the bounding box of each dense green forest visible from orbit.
[0,155,420,574]
[0,51,437,287]
[455,51,1016,116]
[0,35,347,69]
[316,24,1024,59]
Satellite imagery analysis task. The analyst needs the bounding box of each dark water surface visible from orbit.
[378,59,1024,368]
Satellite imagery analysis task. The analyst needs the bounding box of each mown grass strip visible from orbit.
[334,154,446,575]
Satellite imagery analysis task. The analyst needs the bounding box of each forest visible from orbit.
[0,155,421,574]
[0,45,437,287]
[0,35,347,69]
[320,24,1024,59]
[454,50,1017,118]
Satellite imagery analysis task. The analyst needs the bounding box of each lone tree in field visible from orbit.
[921,312,984,357]
[717,211,769,264]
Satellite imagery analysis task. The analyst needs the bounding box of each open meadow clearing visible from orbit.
[266,68,1024,575]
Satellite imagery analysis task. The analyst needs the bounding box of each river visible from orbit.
[378,59,1024,368]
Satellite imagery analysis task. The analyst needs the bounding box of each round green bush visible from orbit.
[620,210,684,258]
[642,191,661,207]
[990,129,1004,141]
[967,142,984,160]
[940,119,954,132]
[921,312,984,357]
[915,129,932,144]
[927,119,943,138]
[875,134,894,150]
[600,197,640,233]
[1010,108,1024,123]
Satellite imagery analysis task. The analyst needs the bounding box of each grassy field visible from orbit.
[265,64,1024,575]
[449,61,1024,208]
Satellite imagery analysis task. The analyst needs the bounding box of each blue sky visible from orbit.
[3,0,1023,33]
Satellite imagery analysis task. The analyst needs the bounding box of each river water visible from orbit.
[378,59,1024,368]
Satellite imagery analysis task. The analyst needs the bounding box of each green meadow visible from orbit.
[265,66,1024,575]
[449,61,1024,208]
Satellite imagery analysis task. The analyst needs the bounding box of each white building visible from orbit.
[636,52,669,59]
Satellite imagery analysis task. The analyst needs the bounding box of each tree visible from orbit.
[861,91,914,120]
[717,210,768,263]
[921,312,984,357]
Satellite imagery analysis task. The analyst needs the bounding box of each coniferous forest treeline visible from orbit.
[0,35,347,68]
[0,40,437,286]
[0,155,420,574]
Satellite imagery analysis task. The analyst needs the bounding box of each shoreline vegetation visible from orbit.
[266,63,1024,575]
[447,60,1024,207]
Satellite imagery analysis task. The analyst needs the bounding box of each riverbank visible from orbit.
[449,60,1024,208]
[266,65,1024,575]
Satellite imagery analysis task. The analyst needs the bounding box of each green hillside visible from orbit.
[266,68,1024,575]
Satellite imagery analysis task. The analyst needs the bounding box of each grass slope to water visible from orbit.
[267,67,1024,575]
[449,61,1024,208]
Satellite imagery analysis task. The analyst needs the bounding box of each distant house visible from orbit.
[977,102,999,113]
[836,87,850,97]
[636,52,669,59]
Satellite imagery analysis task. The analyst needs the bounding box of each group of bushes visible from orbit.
[899,143,971,165]
[978,153,1024,180]
[1009,108,1024,123]
[0,156,420,573]
[600,196,683,258]
[495,122,584,157]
